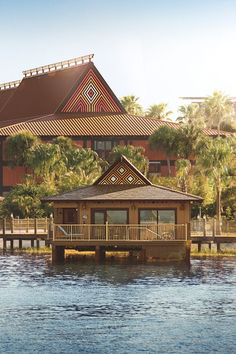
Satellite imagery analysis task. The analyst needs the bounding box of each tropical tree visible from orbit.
[6,131,39,166]
[146,103,172,120]
[149,126,178,176]
[196,137,233,233]
[175,159,192,193]
[27,143,65,185]
[175,123,204,159]
[202,91,235,135]
[108,145,148,175]
[120,95,143,115]
[0,182,54,218]
[177,103,204,127]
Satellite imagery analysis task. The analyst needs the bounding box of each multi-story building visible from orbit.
[0,54,221,195]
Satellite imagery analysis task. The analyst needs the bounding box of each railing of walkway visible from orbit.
[53,223,187,242]
[0,218,50,235]
[191,219,236,237]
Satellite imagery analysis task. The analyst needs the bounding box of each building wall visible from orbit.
[53,200,190,226]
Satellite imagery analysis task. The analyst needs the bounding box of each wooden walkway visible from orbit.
[0,218,53,250]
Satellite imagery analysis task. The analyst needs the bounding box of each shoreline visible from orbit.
[1,247,236,259]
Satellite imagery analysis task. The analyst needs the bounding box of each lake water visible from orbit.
[0,255,235,354]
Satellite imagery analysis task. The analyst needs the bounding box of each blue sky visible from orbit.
[0,0,236,115]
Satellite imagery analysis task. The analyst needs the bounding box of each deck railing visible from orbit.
[191,219,236,237]
[0,218,50,235]
[53,223,187,242]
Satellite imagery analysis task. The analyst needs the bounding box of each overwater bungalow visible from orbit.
[44,156,202,263]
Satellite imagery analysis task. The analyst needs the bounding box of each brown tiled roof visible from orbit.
[0,88,17,113]
[44,184,202,202]
[0,113,180,136]
[0,112,230,137]
[0,63,91,124]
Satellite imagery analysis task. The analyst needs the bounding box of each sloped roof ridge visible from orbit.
[150,182,203,200]
[22,54,94,79]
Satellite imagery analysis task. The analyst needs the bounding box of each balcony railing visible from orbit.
[53,223,187,242]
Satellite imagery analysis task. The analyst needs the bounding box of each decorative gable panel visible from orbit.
[97,161,146,185]
[61,69,123,113]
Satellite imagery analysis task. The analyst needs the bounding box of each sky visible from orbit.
[0,0,236,117]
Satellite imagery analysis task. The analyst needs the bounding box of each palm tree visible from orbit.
[176,159,192,192]
[196,137,233,233]
[28,143,65,185]
[149,126,177,176]
[146,103,172,120]
[120,95,143,115]
[109,145,148,175]
[176,123,204,159]
[202,91,235,135]
[6,131,39,166]
[177,103,204,126]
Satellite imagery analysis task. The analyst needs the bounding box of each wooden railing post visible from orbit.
[10,216,14,234]
[212,219,216,239]
[203,218,206,237]
[34,218,37,236]
[105,221,109,241]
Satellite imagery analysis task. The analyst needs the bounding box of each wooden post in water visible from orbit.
[198,242,201,252]
[95,246,105,262]
[3,218,6,251]
[31,239,34,248]
[52,245,65,263]
[19,239,22,249]
[10,239,14,251]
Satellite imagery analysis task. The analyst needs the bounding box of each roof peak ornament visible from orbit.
[0,80,21,91]
[22,54,94,78]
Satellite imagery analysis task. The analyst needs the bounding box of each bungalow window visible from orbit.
[63,208,77,224]
[148,161,161,175]
[139,209,176,224]
[93,140,117,159]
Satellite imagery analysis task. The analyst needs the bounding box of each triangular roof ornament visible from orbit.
[94,155,151,186]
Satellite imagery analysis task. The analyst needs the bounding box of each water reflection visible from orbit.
[0,254,235,354]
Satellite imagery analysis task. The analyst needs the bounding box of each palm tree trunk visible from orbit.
[167,159,171,177]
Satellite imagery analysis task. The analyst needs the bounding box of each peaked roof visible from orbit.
[0,87,17,113]
[0,63,90,124]
[44,156,202,202]
[0,58,125,127]
[94,155,151,185]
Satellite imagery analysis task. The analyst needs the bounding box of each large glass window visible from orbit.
[139,209,176,224]
[158,210,175,224]
[93,209,128,224]
[140,210,157,224]
[107,210,128,224]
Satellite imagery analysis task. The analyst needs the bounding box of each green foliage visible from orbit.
[108,145,148,175]
[175,159,192,192]
[0,183,54,218]
[6,131,39,166]
[177,103,204,126]
[203,91,235,133]
[120,95,143,115]
[145,103,172,120]
[149,175,179,190]
[4,134,104,216]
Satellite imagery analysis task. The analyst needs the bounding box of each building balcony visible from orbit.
[53,223,188,243]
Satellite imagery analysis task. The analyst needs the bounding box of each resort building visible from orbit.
[45,155,202,263]
[0,54,223,195]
